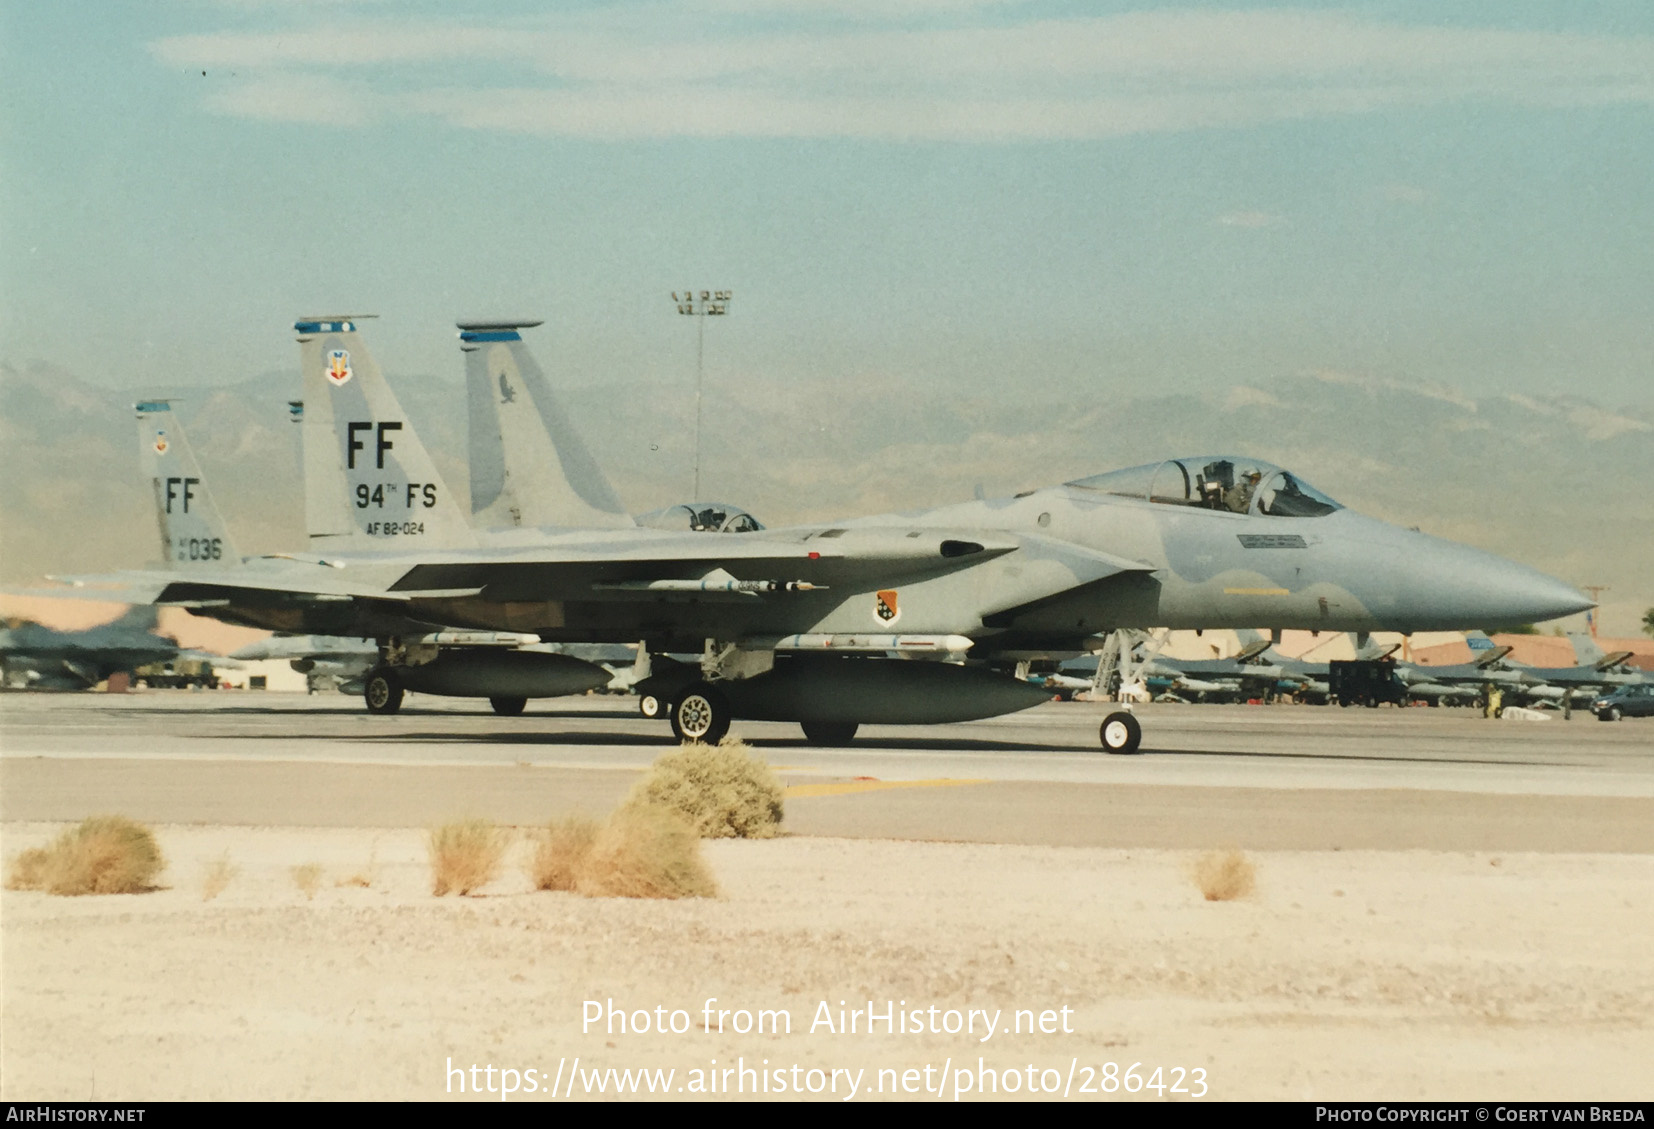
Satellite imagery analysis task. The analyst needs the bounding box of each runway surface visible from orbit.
[4,692,1651,850]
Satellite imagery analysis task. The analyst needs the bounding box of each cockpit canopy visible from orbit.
[1066,456,1341,518]
[634,502,766,534]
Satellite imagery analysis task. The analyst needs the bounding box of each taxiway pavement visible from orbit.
[3,692,1650,851]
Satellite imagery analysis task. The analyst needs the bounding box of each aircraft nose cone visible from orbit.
[1337,517,1593,630]
[1405,536,1593,629]
[1479,564,1596,625]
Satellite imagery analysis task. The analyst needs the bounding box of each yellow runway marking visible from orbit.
[785,778,988,798]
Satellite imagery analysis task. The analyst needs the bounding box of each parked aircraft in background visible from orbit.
[1386,631,1525,705]
[229,633,378,694]
[1500,632,1648,707]
[0,605,187,691]
[1052,630,1395,703]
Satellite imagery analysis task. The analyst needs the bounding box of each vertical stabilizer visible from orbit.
[104,604,162,632]
[1351,632,1384,660]
[461,321,633,531]
[135,400,241,567]
[296,317,476,550]
[1567,632,1606,667]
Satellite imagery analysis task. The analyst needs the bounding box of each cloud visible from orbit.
[205,73,380,126]
[1382,183,1434,204]
[150,7,1654,140]
[1217,210,1285,229]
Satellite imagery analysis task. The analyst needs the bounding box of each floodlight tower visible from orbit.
[1582,586,1609,638]
[671,288,732,501]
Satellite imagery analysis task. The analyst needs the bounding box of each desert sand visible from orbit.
[3,821,1650,1101]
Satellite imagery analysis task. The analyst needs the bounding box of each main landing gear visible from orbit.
[670,682,732,745]
[364,667,404,715]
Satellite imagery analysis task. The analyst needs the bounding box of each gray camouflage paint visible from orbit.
[93,320,1594,676]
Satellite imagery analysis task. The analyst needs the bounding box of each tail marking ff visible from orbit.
[135,400,240,567]
[296,316,476,550]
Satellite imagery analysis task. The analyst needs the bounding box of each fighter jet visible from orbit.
[0,605,186,691]
[50,318,1592,754]
[1503,633,1649,707]
[145,395,610,713]
[1202,630,1402,703]
[1131,635,1288,702]
[228,633,379,694]
[1392,639,1526,706]
[1055,629,1389,704]
[0,403,239,690]
[1385,630,1648,711]
[122,342,681,708]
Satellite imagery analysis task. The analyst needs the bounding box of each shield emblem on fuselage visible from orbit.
[875,589,899,625]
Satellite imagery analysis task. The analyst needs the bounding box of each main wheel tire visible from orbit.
[1099,710,1142,755]
[801,721,859,746]
[363,668,404,715]
[1606,706,1622,722]
[490,696,527,716]
[639,694,664,719]
[671,683,731,745]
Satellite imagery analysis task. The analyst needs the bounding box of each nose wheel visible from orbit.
[1099,710,1142,755]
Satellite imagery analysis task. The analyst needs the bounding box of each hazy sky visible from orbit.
[4,2,1651,404]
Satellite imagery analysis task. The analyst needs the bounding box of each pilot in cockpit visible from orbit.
[1226,470,1262,514]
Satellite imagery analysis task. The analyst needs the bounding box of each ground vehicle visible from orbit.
[134,658,219,689]
[1592,683,1654,721]
[1329,659,1409,708]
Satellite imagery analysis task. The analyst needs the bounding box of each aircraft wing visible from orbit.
[384,528,1024,601]
[16,561,479,610]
